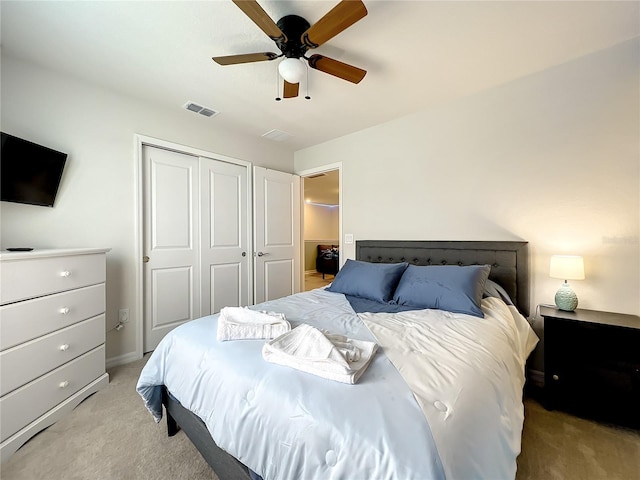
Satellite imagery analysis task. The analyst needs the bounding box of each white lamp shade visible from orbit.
[549,255,585,280]
[278,58,306,84]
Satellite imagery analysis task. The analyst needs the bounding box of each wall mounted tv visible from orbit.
[1,132,68,207]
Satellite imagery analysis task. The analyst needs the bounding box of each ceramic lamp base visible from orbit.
[555,282,578,311]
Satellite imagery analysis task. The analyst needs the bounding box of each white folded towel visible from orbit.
[262,324,378,384]
[217,307,291,342]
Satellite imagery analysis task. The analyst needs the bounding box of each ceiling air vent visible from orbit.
[183,101,219,118]
[262,129,293,142]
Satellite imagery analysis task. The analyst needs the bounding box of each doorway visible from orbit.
[299,165,341,292]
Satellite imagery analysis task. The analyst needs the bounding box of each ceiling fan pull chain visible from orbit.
[275,68,282,101]
[305,63,311,100]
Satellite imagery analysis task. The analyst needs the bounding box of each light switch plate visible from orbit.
[344,234,354,244]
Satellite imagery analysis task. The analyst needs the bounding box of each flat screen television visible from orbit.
[1,132,68,207]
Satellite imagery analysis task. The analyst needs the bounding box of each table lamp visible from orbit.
[549,255,585,311]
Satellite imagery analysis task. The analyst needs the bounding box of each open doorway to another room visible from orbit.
[302,169,340,291]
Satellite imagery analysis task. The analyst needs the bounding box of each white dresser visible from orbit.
[0,248,110,462]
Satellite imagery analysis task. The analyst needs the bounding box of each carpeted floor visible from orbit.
[304,271,333,291]
[516,393,640,479]
[1,357,217,480]
[1,356,639,480]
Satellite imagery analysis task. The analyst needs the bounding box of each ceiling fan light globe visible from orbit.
[278,58,306,84]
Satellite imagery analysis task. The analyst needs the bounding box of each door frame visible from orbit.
[134,134,252,359]
[295,162,343,290]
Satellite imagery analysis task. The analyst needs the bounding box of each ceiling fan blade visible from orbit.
[308,54,366,84]
[212,52,279,65]
[232,0,287,43]
[283,81,300,98]
[302,0,367,49]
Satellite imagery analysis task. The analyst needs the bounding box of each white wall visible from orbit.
[303,203,339,271]
[303,203,340,241]
[295,38,639,321]
[1,54,294,365]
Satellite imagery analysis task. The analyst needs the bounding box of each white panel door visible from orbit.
[253,166,300,304]
[200,157,250,314]
[143,146,200,353]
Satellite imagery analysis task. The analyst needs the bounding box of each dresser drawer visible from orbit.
[0,345,105,442]
[0,315,105,396]
[1,253,106,304]
[0,283,105,351]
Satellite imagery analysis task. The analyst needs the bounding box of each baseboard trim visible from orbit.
[106,351,141,369]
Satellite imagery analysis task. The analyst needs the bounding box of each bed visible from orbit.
[137,240,537,480]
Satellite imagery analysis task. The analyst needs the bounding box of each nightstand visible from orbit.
[541,306,640,428]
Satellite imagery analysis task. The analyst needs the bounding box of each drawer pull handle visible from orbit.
[59,307,70,315]
[60,270,71,277]
[552,374,559,381]
[59,344,70,351]
[59,380,69,389]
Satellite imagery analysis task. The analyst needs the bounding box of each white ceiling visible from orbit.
[304,169,340,205]
[1,1,638,152]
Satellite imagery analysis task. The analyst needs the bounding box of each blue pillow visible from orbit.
[392,264,491,318]
[327,259,408,303]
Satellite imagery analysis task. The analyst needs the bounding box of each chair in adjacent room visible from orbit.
[316,244,339,279]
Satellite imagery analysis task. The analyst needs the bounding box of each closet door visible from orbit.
[141,143,295,353]
[253,166,300,304]
[143,146,200,353]
[200,157,250,314]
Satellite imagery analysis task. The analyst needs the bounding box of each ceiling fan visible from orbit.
[213,0,368,99]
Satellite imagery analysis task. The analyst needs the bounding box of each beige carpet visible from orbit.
[1,357,217,480]
[517,396,640,480]
[2,356,639,480]
[304,271,333,291]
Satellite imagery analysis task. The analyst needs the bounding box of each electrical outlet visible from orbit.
[119,309,129,323]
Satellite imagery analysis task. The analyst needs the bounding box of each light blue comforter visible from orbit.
[137,288,445,479]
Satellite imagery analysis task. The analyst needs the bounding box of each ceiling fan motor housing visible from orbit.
[276,15,311,58]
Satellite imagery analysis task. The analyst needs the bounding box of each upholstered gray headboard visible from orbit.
[356,240,530,317]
